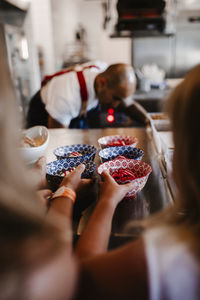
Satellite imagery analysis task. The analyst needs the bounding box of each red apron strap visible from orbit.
[41,68,74,87]
[76,70,88,103]
[76,65,99,105]
[83,65,100,70]
[76,70,88,116]
[76,65,100,115]
[41,64,100,116]
[41,65,99,87]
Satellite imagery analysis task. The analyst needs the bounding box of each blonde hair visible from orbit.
[126,65,200,250]
[167,65,200,222]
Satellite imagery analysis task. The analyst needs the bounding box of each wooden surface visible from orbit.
[45,127,148,164]
[45,127,172,238]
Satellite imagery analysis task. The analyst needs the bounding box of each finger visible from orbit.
[72,163,85,175]
[100,170,110,180]
[123,181,136,192]
[34,156,47,188]
[101,170,118,185]
[77,163,86,172]
[64,164,85,180]
[36,190,52,205]
[39,189,52,197]
[35,156,46,168]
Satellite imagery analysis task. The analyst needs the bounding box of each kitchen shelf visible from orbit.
[110,31,174,38]
[0,0,26,27]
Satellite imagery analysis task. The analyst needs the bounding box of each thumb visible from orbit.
[123,180,136,192]
[101,170,115,183]
[74,163,85,175]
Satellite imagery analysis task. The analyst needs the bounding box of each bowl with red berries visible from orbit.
[97,156,152,198]
[54,144,97,162]
[98,135,138,149]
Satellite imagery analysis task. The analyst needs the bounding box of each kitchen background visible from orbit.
[1,0,200,123]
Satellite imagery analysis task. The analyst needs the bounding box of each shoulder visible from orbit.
[143,226,200,300]
[143,226,181,260]
[93,61,108,71]
[78,238,148,299]
[144,225,181,248]
[26,247,77,300]
[82,61,108,72]
[144,225,200,263]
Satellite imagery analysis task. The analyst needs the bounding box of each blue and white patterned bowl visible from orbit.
[54,144,97,162]
[46,159,96,191]
[99,146,144,163]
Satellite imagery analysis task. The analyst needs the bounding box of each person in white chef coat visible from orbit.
[27,61,149,129]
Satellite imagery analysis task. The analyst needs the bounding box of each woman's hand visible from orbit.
[60,164,85,192]
[36,189,52,206]
[34,156,48,189]
[99,170,136,206]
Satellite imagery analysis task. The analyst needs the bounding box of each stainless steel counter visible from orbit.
[46,128,173,244]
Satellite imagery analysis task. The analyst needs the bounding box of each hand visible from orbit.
[34,156,48,189]
[36,189,52,206]
[99,170,136,206]
[60,164,85,192]
[76,178,93,195]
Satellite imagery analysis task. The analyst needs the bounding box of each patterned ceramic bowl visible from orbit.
[54,144,97,162]
[46,159,96,191]
[97,157,152,198]
[98,135,138,149]
[99,146,144,163]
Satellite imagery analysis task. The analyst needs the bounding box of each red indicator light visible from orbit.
[108,108,114,115]
[107,115,114,123]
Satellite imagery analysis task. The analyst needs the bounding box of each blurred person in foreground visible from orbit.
[27,62,149,129]
[73,64,200,299]
[0,68,136,299]
[2,65,200,300]
[0,73,77,299]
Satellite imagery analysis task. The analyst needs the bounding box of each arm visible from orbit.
[36,189,52,206]
[118,101,150,126]
[48,115,65,128]
[76,238,148,300]
[128,101,150,125]
[46,164,85,227]
[75,171,138,259]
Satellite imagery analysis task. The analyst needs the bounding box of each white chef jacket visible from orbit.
[144,226,200,300]
[41,61,108,127]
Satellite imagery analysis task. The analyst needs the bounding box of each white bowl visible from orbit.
[19,126,49,164]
